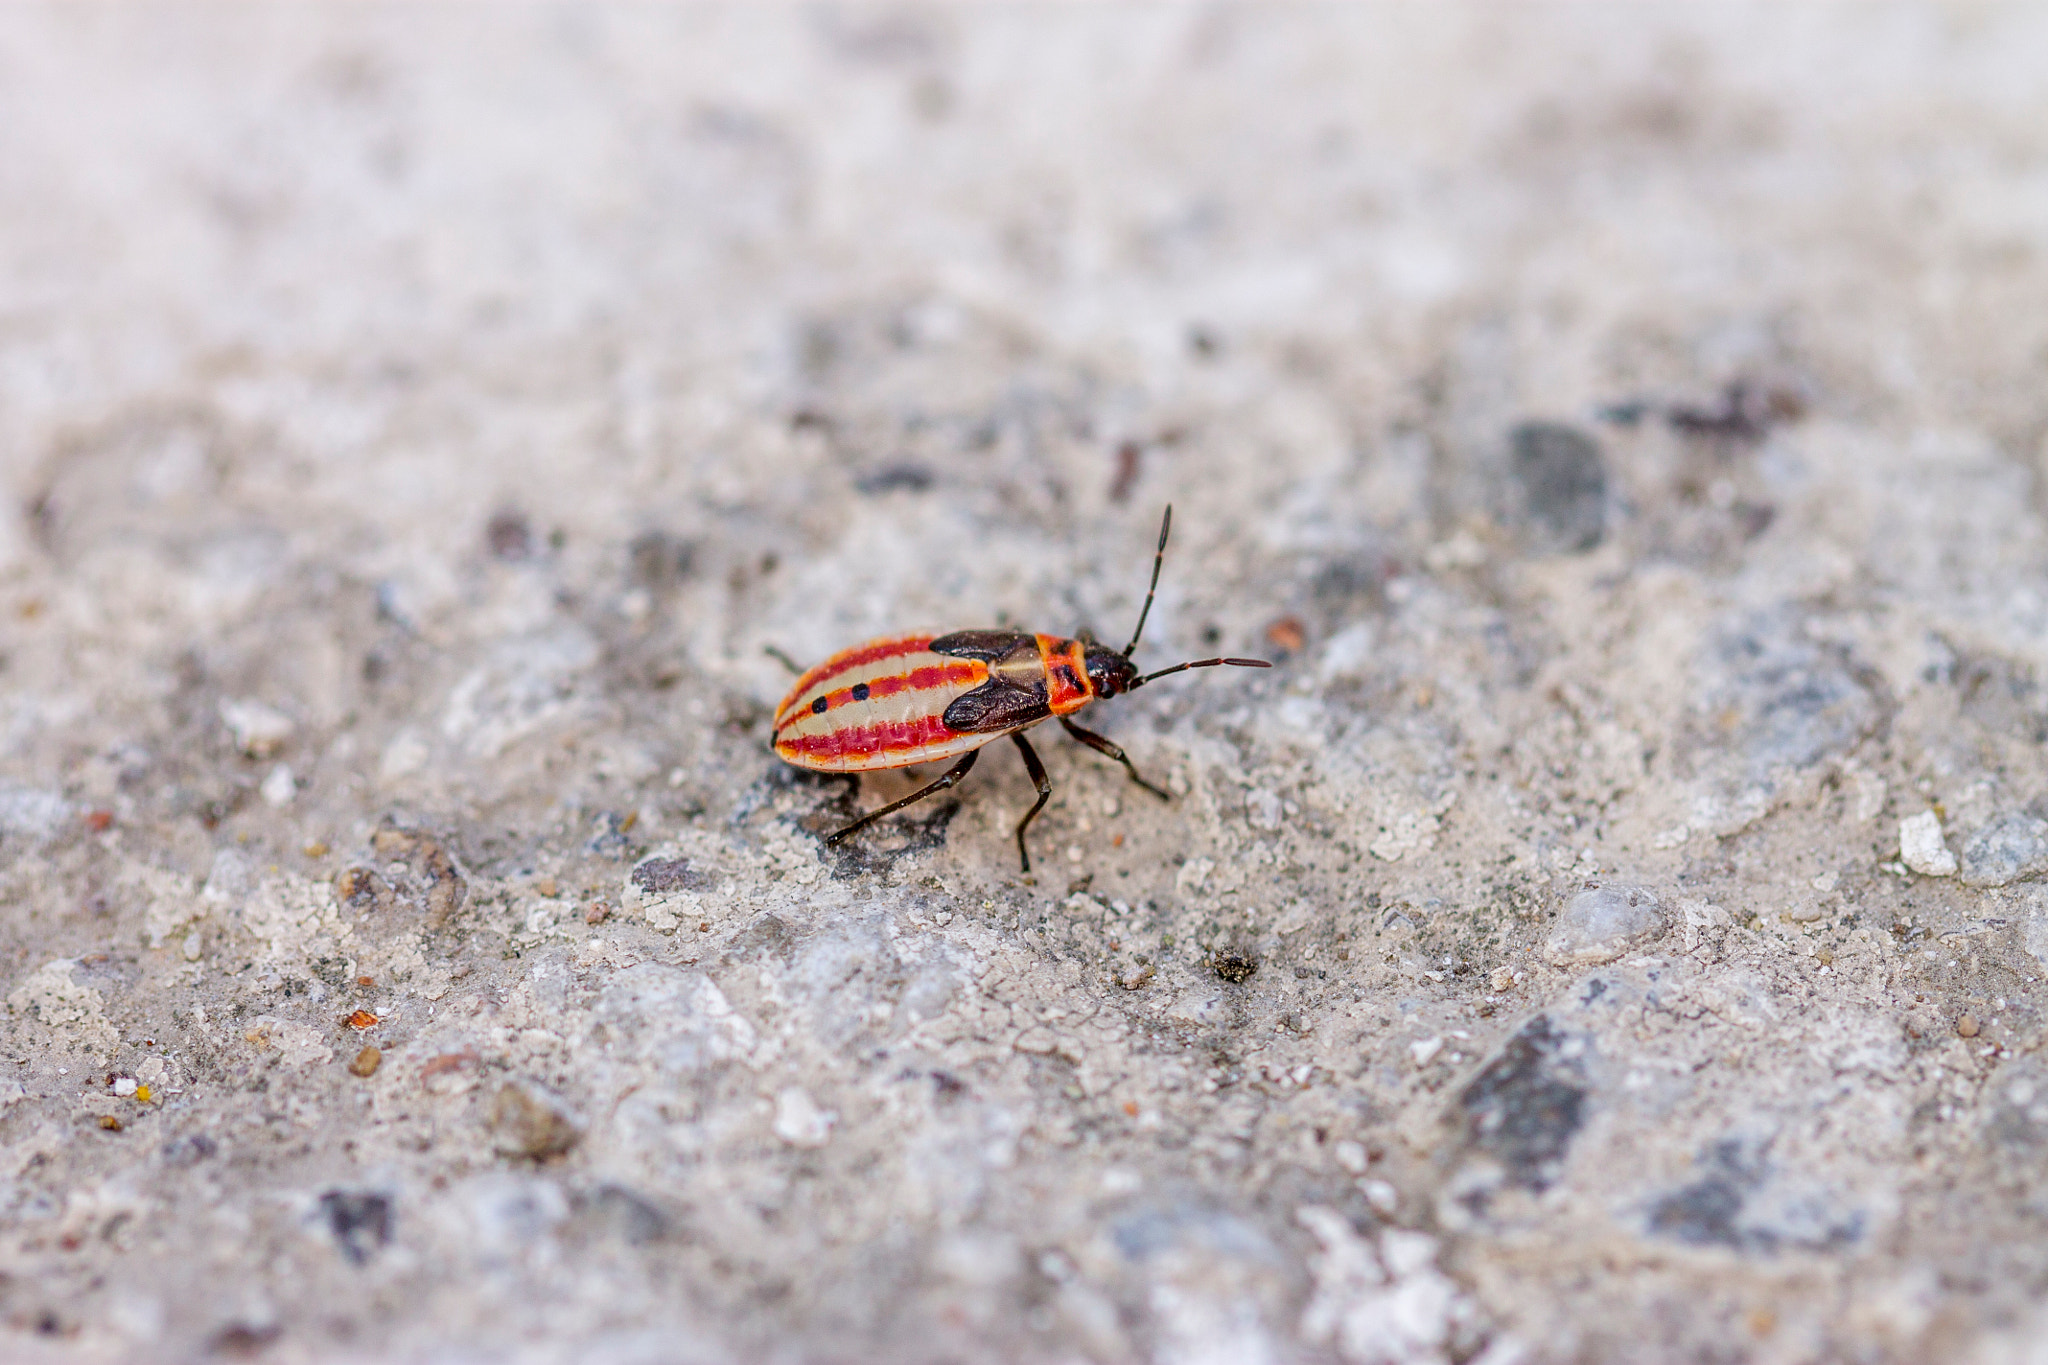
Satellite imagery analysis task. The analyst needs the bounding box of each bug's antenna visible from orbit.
[1129,656,1271,689]
[1122,506,1172,657]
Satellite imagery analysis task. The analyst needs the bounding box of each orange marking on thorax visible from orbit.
[1038,635,1093,715]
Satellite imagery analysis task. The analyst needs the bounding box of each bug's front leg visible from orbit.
[1009,732,1052,874]
[824,749,980,847]
[1058,717,1170,801]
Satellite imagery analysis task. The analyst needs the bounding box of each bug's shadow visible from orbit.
[789,772,964,879]
[821,802,963,879]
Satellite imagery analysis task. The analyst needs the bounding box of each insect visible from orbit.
[772,508,1270,871]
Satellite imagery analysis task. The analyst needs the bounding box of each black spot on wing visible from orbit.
[942,678,1050,733]
[931,630,1030,661]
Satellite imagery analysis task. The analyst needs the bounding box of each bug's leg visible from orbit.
[824,750,979,847]
[1010,732,1053,874]
[1058,717,1171,801]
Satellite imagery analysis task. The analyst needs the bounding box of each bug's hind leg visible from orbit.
[1058,717,1170,801]
[824,750,979,847]
[1010,732,1053,874]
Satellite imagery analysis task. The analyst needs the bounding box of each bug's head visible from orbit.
[1082,643,1140,699]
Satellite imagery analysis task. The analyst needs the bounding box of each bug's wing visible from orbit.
[930,630,1028,661]
[942,676,1052,733]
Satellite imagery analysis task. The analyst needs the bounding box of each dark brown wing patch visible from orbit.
[942,678,1050,734]
[930,630,1030,661]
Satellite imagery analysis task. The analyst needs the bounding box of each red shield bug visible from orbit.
[772,507,1270,871]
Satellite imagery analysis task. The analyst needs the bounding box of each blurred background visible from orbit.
[5,7,2048,1363]
[10,6,2044,687]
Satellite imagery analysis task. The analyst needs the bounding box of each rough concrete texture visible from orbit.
[3,6,2048,1363]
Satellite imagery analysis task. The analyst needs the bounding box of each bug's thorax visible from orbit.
[1034,634,1095,715]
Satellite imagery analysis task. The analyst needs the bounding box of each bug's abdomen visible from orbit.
[773,634,995,772]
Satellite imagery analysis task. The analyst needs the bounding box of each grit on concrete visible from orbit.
[3,7,2048,1364]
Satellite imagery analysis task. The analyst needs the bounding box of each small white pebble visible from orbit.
[1099,1168,1142,1196]
[1334,1140,1369,1174]
[112,1077,137,1096]
[1360,1179,1399,1214]
[219,698,294,758]
[260,763,296,808]
[1410,1036,1444,1068]
[771,1086,836,1148]
[1066,845,1084,864]
[1899,811,1957,877]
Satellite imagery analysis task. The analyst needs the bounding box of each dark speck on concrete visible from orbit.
[586,812,637,859]
[319,1189,392,1265]
[159,1133,218,1168]
[580,1185,671,1247]
[1213,950,1259,984]
[486,509,533,561]
[855,463,934,494]
[628,530,696,589]
[1650,1171,1748,1247]
[632,856,710,894]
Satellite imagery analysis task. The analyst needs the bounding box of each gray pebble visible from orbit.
[1510,422,1607,554]
[1959,812,2048,887]
[1544,884,1666,965]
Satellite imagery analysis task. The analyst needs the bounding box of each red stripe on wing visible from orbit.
[780,713,958,763]
[858,661,983,701]
[778,634,935,723]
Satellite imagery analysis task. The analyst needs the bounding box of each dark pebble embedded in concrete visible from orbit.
[1457,1015,1588,1192]
[632,856,711,894]
[319,1189,392,1265]
[1509,421,1606,553]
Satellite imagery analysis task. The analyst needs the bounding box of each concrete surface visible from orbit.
[4,6,2048,1363]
